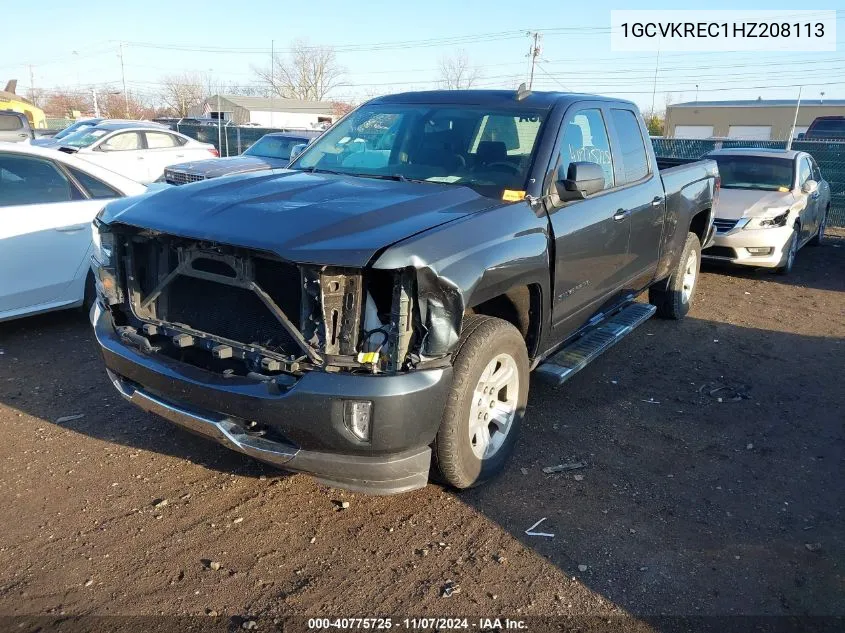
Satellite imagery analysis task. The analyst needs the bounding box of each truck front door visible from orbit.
[546,105,631,337]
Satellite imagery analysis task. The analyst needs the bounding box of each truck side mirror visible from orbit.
[289,143,307,162]
[556,161,606,201]
[802,179,818,194]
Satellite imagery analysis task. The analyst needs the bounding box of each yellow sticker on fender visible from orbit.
[502,189,526,202]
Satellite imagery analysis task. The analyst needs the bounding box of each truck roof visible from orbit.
[369,89,637,111]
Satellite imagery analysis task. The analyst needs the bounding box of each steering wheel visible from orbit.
[485,161,520,174]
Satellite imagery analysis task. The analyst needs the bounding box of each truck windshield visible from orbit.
[712,155,794,191]
[289,104,547,197]
[243,135,303,160]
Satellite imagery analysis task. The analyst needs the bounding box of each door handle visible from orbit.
[613,209,630,222]
[651,196,663,207]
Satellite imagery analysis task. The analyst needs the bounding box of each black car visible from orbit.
[163,132,319,185]
[804,116,845,141]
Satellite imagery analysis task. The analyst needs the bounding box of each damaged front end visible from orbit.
[92,222,464,382]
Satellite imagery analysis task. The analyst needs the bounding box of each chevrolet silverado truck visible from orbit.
[90,89,717,494]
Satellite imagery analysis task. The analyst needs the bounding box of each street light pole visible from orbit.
[118,42,129,117]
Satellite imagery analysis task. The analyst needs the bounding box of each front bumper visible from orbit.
[702,220,793,268]
[92,303,452,494]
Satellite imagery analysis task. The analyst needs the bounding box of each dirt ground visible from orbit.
[0,230,843,631]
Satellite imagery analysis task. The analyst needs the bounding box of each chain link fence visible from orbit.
[652,138,845,227]
[172,123,316,158]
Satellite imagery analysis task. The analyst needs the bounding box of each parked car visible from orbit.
[0,143,147,322]
[0,110,34,143]
[30,118,104,147]
[90,89,717,494]
[804,116,845,141]
[163,132,320,185]
[702,148,830,274]
[57,122,218,184]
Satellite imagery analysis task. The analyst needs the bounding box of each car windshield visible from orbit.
[54,120,98,140]
[289,103,547,197]
[61,128,110,148]
[243,136,304,160]
[712,155,794,191]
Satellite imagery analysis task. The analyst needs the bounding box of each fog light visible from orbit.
[746,247,774,256]
[343,400,372,441]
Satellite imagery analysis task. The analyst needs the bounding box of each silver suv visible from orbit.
[0,111,34,143]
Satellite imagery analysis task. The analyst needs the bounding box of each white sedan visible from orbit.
[0,143,148,322]
[57,122,218,184]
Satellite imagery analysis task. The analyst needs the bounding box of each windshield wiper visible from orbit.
[297,166,342,175]
[354,173,433,184]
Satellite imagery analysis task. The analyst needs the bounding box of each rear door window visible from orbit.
[0,115,23,131]
[145,132,180,148]
[610,109,650,184]
[67,166,122,199]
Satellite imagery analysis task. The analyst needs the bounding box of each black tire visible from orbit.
[649,232,701,320]
[777,225,799,275]
[80,271,96,315]
[433,315,529,490]
[809,207,828,246]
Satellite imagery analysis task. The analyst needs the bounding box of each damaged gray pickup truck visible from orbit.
[91,89,718,494]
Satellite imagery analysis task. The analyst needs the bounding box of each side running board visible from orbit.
[535,303,656,386]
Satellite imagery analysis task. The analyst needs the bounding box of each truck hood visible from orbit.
[101,169,499,266]
[716,188,798,220]
[167,155,288,177]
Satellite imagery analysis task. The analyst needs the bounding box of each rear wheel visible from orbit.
[434,315,529,489]
[649,232,701,320]
[809,207,828,246]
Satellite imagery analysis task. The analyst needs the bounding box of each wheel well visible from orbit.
[466,285,541,358]
[689,208,711,245]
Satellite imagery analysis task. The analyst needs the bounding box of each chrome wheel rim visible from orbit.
[681,249,698,304]
[468,353,519,460]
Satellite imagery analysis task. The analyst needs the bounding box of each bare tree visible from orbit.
[254,40,344,101]
[438,49,480,90]
[160,73,207,117]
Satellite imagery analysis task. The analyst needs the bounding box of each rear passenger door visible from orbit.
[797,156,817,241]
[606,107,665,294]
[545,105,631,337]
[143,131,188,182]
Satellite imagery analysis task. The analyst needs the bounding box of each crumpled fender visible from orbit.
[372,200,552,359]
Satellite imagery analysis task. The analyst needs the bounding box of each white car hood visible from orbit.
[716,188,798,220]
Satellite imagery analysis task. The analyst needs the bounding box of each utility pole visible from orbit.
[270,39,274,128]
[526,31,542,89]
[118,42,129,118]
[92,88,101,118]
[27,64,35,99]
[786,86,802,149]
[650,40,660,117]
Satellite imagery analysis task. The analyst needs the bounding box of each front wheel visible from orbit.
[649,232,701,320]
[777,225,799,275]
[434,315,529,489]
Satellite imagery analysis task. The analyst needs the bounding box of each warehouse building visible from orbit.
[191,95,335,129]
[665,98,845,140]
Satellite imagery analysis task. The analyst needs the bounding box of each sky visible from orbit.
[1,0,843,113]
